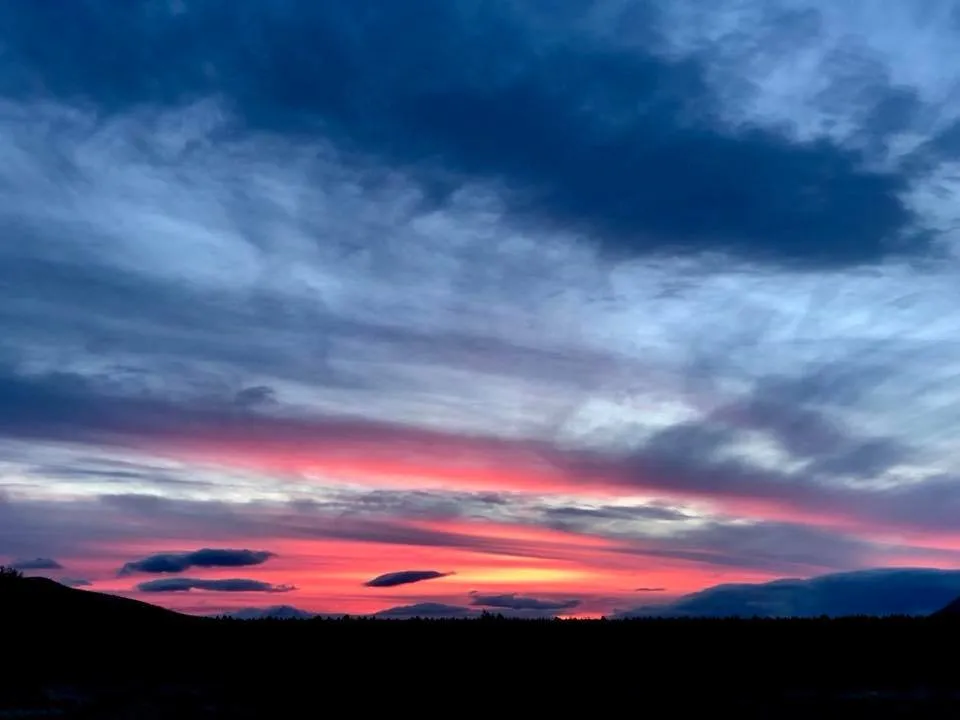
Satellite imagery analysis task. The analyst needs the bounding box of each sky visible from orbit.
[4,0,960,619]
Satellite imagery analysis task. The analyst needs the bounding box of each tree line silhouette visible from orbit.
[6,565,960,716]
[0,565,23,583]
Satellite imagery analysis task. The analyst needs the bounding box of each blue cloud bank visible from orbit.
[615,569,960,618]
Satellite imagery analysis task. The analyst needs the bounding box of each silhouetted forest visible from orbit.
[5,568,960,717]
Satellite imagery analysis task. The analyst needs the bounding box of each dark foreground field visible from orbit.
[5,577,960,717]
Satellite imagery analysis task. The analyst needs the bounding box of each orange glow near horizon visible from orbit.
[44,504,952,619]
[32,431,960,620]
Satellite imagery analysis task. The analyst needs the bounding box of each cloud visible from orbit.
[615,568,960,618]
[374,599,578,620]
[2,478,957,585]
[222,605,315,620]
[7,359,960,551]
[374,602,477,620]
[60,578,92,588]
[544,504,690,527]
[635,588,666,593]
[469,592,580,612]
[9,354,960,553]
[136,578,295,594]
[0,366,558,481]
[233,386,277,410]
[0,1,927,269]
[10,557,62,570]
[363,570,453,588]
[119,548,275,575]
[615,519,878,575]
[0,491,601,567]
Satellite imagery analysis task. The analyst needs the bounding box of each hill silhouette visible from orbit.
[0,568,197,630]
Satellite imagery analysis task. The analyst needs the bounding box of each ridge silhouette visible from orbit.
[0,568,196,629]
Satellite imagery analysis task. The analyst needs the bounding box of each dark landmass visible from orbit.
[933,595,960,617]
[5,571,960,717]
[2,574,195,628]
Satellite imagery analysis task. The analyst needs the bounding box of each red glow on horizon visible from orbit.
[62,430,960,619]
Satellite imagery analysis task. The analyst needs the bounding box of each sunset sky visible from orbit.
[5,1,960,619]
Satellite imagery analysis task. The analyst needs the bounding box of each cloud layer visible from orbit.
[2,1,960,618]
[616,568,960,618]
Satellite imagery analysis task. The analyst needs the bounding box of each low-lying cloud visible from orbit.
[221,605,316,620]
[120,548,275,575]
[364,570,453,588]
[11,557,62,570]
[61,578,92,588]
[374,602,477,620]
[469,592,580,612]
[136,578,295,594]
[615,568,960,618]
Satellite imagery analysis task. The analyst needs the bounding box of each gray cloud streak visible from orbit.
[136,578,295,593]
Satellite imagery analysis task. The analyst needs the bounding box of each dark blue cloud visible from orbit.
[374,602,476,619]
[233,386,277,409]
[120,548,275,575]
[615,568,960,618]
[60,578,93,588]
[364,570,452,588]
[0,0,925,267]
[469,592,579,612]
[136,578,295,593]
[11,557,62,570]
